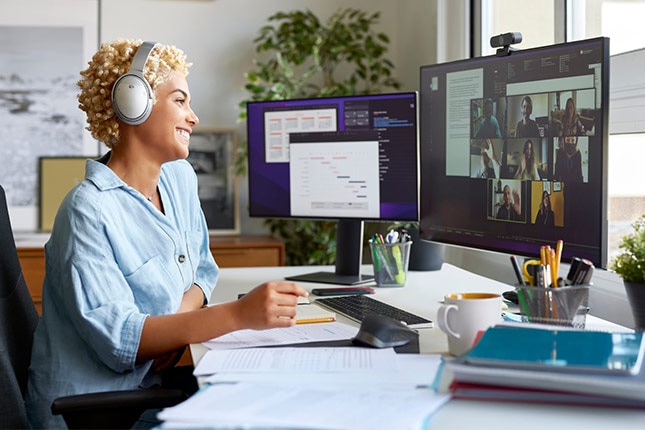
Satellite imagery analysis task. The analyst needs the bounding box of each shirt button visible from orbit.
[178,255,186,263]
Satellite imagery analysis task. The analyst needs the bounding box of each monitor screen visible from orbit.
[419,37,609,269]
[246,92,419,284]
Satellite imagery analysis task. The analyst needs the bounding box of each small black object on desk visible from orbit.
[503,290,519,304]
[352,314,419,349]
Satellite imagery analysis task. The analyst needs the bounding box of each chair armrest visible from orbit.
[51,388,186,429]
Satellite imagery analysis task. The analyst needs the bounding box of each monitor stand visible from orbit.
[284,219,374,285]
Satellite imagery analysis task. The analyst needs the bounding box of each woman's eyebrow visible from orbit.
[171,88,189,98]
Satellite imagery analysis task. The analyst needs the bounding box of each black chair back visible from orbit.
[0,185,39,428]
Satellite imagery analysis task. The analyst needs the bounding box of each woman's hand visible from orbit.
[233,281,308,330]
[177,284,206,313]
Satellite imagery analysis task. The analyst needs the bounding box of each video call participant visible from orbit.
[561,97,585,136]
[535,190,555,226]
[25,39,308,429]
[476,139,501,179]
[515,95,540,138]
[496,184,522,221]
[514,139,540,181]
[554,136,583,182]
[475,98,502,139]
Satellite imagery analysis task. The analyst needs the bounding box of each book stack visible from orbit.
[443,324,645,408]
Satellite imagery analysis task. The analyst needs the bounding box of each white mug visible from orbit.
[436,292,502,356]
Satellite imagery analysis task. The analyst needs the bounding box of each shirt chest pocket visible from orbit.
[125,255,182,314]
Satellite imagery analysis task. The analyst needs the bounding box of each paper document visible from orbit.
[204,353,443,389]
[202,320,358,350]
[194,346,399,376]
[158,382,451,430]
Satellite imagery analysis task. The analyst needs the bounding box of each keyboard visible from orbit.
[314,295,433,329]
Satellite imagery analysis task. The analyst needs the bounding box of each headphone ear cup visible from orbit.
[112,73,153,125]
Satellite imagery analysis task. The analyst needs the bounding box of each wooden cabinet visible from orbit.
[17,235,284,315]
[16,246,46,315]
[209,235,285,267]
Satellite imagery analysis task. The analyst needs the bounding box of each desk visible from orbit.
[190,264,645,430]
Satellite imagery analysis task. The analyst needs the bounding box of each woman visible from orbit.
[561,97,585,136]
[535,190,555,226]
[514,139,540,180]
[26,39,307,428]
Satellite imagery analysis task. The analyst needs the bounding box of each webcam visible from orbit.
[490,32,522,56]
[490,32,522,48]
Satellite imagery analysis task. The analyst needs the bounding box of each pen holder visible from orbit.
[516,284,590,328]
[370,241,412,287]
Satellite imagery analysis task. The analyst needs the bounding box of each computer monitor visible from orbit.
[246,92,419,284]
[419,37,609,269]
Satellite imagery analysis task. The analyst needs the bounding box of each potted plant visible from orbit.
[610,214,645,330]
[237,8,401,266]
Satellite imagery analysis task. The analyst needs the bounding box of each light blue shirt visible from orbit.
[26,154,219,429]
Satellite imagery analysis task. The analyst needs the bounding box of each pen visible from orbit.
[510,255,525,286]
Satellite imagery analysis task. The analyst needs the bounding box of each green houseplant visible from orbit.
[610,214,645,330]
[237,8,401,266]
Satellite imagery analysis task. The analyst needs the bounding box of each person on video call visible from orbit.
[25,39,308,429]
[496,184,522,221]
[535,190,556,226]
[554,136,584,182]
[561,97,585,136]
[515,95,540,138]
[475,98,502,139]
[477,139,501,179]
[514,139,540,181]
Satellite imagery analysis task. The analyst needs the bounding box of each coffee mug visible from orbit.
[436,292,502,356]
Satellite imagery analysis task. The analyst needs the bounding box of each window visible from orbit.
[478,0,558,56]
[567,0,645,261]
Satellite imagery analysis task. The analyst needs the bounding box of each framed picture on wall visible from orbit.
[0,0,100,231]
[186,128,240,235]
[38,156,90,232]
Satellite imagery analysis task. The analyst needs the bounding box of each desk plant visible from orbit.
[610,214,645,330]
[237,8,400,266]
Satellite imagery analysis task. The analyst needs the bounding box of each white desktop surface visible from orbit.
[190,264,645,430]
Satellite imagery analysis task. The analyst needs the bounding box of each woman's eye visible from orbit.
[176,98,186,105]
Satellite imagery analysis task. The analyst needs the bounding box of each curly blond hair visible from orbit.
[77,39,192,148]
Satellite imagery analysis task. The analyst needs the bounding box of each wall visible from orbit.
[99,0,439,234]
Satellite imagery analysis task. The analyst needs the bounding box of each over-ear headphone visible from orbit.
[111,41,159,125]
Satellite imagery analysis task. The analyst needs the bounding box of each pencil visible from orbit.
[296,317,336,324]
[555,240,563,280]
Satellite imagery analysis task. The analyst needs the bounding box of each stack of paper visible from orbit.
[443,324,645,408]
[158,347,451,429]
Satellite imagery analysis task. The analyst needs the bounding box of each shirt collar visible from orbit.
[85,151,124,192]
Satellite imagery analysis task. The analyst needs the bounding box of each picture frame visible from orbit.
[186,128,240,235]
[38,156,89,232]
[0,0,100,231]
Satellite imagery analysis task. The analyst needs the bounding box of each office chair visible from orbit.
[0,184,185,429]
